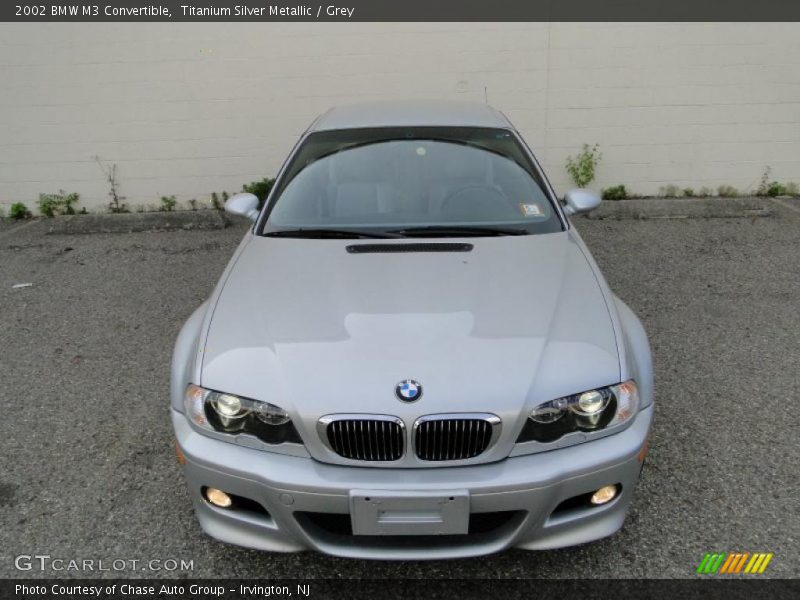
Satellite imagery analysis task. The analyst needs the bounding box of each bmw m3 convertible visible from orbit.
[171,100,653,559]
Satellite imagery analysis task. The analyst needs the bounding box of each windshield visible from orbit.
[260,127,563,237]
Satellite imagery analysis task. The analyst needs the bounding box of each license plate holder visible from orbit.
[350,490,470,536]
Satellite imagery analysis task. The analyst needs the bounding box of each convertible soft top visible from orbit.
[309,99,513,131]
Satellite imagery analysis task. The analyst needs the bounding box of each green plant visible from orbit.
[95,157,128,213]
[766,181,787,197]
[10,202,32,220]
[565,144,601,188]
[683,188,694,197]
[717,185,740,197]
[658,184,681,198]
[38,195,56,217]
[758,177,799,197]
[242,178,276,208]
[160,195,177,212]
[756,166,771,196]
[188,198,198,211]
[697,187,713,198]
[755,166,799,196]
[211,191,229,211]
[601,184,628,200]
[38,190,79,217]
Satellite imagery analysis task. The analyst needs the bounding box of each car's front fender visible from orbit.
[613,295,653,409]
[170,301,209,413]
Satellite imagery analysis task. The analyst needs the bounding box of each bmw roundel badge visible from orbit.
[395,379,423,402]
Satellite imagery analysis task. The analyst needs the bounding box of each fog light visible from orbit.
[590,485,618,505]
[205,488,232,508]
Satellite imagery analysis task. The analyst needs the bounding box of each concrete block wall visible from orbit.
[1,22,798,212]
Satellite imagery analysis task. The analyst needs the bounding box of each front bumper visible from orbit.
[173,405,652,560]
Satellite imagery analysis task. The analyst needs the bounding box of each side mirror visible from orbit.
[563,188,601,216]
[224,192,260,221]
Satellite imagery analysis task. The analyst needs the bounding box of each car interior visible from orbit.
[268,140,554,227]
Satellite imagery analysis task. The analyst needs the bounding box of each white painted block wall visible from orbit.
[1,23,798,212]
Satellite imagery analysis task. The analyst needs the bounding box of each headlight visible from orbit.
[184,384,300,444]
[575,390,606,415]
[517,380,639,444]
[214,393,244,418]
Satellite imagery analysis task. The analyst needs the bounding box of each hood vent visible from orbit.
[347,243,473,254]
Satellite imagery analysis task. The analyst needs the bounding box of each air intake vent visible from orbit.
[414,415,499,461]
[324,417,404,461]
[347,243,473,254]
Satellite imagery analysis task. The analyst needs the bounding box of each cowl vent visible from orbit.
[346,243,473,254]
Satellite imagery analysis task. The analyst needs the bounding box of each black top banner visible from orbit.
[3,0,800,22]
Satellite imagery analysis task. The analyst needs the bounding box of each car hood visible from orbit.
[201,232,621,464]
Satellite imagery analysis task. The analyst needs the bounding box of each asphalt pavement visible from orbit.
[1,199,798,579]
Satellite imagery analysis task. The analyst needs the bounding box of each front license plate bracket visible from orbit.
[349,489,470,536]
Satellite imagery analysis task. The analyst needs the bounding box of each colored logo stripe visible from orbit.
[697,552,773,574]
[697,553,726,574]
[719,553,749,573]
[744,553,773,574]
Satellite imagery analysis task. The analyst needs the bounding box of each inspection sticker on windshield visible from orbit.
[520,203,543,217]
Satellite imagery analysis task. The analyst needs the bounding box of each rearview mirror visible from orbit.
[224,192,260,221]
[563,189,601,216]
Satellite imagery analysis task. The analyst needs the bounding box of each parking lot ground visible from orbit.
[1,200,798,579]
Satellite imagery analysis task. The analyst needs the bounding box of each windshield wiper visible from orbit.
[264,228,400,239]
[390,225,529,238]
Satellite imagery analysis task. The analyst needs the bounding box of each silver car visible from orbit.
[171,100,653,560]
